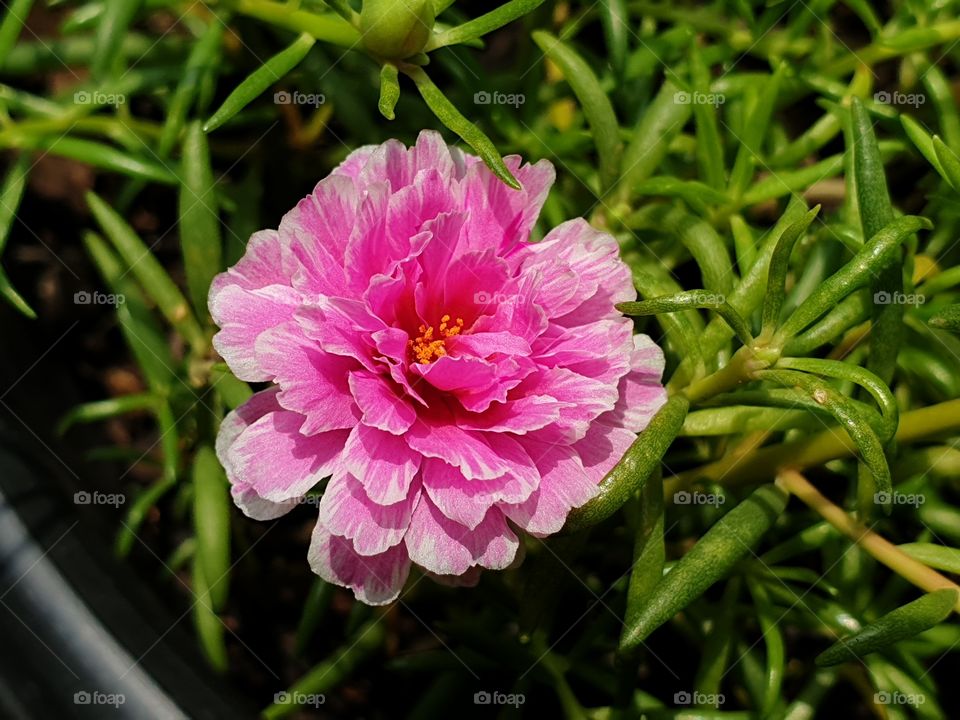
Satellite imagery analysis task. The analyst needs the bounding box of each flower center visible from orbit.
[408,314,464,365]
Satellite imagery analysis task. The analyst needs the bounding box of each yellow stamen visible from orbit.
[408,315,464,364]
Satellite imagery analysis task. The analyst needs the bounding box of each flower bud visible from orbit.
[360,0,435,60]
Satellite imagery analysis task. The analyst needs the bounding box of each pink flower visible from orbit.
[211,132,666,605]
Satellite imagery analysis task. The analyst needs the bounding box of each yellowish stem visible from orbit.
[776,469,960,613]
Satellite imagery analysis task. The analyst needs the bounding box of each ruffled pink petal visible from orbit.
[385,169,457,253]
[468,277,548,346]
[407,420,538,483]
[318,474,420,555]
[216,389,298,520]
[527,220,634,311]
[255,321,359,434]
[331,144,376,180]
[372,328,430,405]
[409,130,462,180]
[209,231,302,382]
[371,327,410,365]
[451,331,531,358]
[404,211,467,283]
[404,499,519,576]
[348,372,416,434]
[454,394,563,434]
[554,270,632,328]
[355,130,460,192]
[209,230,290,294]
[279,174,355,296]
[226,409,347,502]
[439,250,513,323]
[521,263,581,322]
[460,156,555,252]
[501,442,597,536]
[343,182,400,288]
[537,318,631,367]
[421,457,536,529]
[210,284,300,383]
[341,424,421,504]
[364,263,422,332]
[412,355,498,395]
[602,334,667,432]
[536,320,634,391]
[215,388,280,474]
[296,298,385,372]
[309,522,411,605]
[523,367,621,438]
[231,485,298,521]
[573,422,638,485]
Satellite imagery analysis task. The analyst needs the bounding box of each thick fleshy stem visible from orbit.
[682,344,780,404]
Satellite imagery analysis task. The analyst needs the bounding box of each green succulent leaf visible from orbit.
[406,66,520,189]
[204,32,316,133]
[759,368,893,512]
[933,136,960,191]
[192,554,229,673]
[179,121,222,322]
[621,484,788,650]
[776,357,898,443]
[777,215,931,339]
[618,290,754,347]
[0,0,34,70]
[566,395,689,532]
[193,445,232,612]
[378,63,401,120]
[532,30,621,191]
[91,0,142,80]
[13,135,177,184]
[0,153,34,317]
[816,589,958,666]
[86,191,207,354]
[625,472,666,626]
[852,96,901,385]
[81,231,176,394]
[428,0,547,50]
[761,205,821,333]
[929,304,960,333]
[56,393,158,435]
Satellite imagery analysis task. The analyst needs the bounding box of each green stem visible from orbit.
[682,345,775,404]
